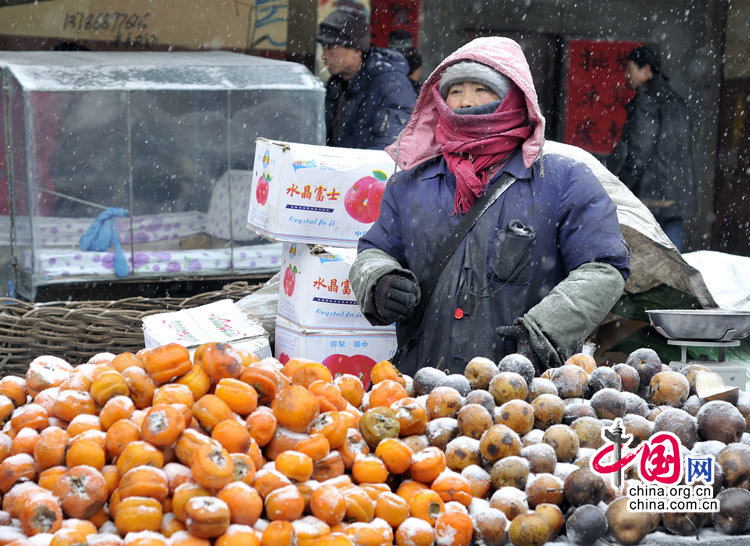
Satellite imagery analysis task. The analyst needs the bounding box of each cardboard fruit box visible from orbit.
[274,316,397,389]
[277,242,393,331]
[142,299,272,359]
[247,138,393,247]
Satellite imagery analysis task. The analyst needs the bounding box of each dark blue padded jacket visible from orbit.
[325,47,416,150]
[358,148,630,373]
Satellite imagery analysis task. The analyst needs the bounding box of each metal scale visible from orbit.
[647,309,750,391]
[665,339,745,390]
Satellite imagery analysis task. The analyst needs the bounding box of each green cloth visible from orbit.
[612,283,702,323]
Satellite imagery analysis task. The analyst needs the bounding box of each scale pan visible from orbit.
[646,309,750,342]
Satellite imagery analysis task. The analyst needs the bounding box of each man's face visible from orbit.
[626,60,652,90]
[445,81,500,109]
[321,45,362,80]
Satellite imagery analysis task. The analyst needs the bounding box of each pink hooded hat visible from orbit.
[386,36,546,172]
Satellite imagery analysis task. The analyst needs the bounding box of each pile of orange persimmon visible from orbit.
[0,343,473,546]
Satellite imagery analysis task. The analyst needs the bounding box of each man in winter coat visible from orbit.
[610,45,696,251]
[389,29,424,94]
[316,7,416,150]
[349,37,630,377]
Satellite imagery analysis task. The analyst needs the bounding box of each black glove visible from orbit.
[374,274,420,324]
[495,324,543,374]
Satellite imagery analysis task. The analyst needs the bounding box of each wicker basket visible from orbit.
[0,281,263,377]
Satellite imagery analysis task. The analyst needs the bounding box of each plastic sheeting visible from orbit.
[235,271,281,344]
[5,51,321,91]
[544,141,717,309]
[1,51,325,299]
[682,251,750,311]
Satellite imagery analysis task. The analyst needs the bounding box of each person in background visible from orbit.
[316,7,416,149]
[610,44,696,251]
[349,37,630,377]
[389,29,424,94]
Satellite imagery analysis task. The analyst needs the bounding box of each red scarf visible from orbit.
[433,83,532,215]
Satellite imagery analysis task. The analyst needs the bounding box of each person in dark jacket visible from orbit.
[316,7,416,150]
[348,37,630,377]
[389,29,424,94]
[610,45,696,251]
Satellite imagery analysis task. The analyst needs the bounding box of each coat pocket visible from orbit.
[487,219,536,285]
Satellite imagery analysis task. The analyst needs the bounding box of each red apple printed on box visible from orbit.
[283,265,298,296]
[322,354,378,390]
[256,172,271,206]
[345,169,388,224]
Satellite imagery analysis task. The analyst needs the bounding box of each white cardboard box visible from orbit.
[247,138,393,247]
[274,315,396,389]
[142,299,272,359]
[277,242,391,331]
[204,169,261,243]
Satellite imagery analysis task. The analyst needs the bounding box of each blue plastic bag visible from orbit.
[79,207,130,278]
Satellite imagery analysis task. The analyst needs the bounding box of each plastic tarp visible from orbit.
[682,251,750,311]
[679,251,750,368]
[544,141,717,309]
[235,272,281,344]
[2,51,322,91]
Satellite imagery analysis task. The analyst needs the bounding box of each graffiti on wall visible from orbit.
[61,11,158,47]
[246,0,288,49]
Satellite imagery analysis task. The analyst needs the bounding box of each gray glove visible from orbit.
[374,274,420,324]
[495,324,543,374]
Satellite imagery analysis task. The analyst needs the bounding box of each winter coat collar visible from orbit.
[639,73,670,96]
[386,37,546,172]
[412,148,533,184]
